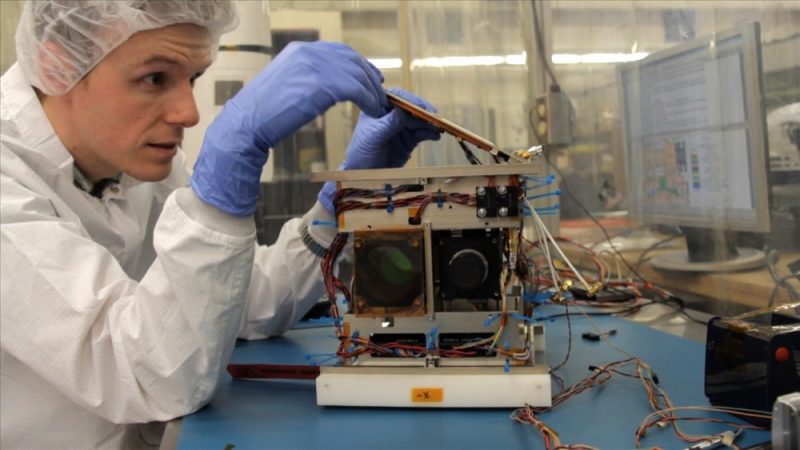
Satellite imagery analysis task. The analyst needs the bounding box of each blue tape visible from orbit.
[522,175,552,182]
[385,184,394,213]
[483,314,501,327]
[304,353,339,366]
[526,189,561,200]
[510,313,535,323]
[523,292,553,304]
[427,327,439,350]
[523,174,556,190]
[311,219,338,227]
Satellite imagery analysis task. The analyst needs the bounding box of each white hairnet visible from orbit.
[16,0,239,96]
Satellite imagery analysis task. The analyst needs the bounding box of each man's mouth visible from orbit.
[148,142,178,150]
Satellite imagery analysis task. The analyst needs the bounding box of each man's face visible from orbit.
[55,24,212,182]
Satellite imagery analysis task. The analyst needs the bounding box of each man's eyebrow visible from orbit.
[139,55,182,67]
[138,55,210,73]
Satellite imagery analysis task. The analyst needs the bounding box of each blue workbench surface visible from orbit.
[177,310,770,449]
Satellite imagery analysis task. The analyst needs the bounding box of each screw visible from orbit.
[477,208,487,218]
[476,186,486,197]
[354,239,363,249]
[497,185,508,196]
[498,207,509,217]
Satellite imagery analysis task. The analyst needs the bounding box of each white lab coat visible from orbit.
[0,63,335,449]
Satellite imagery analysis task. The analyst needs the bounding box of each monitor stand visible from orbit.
[593,228,680,253]
[650,227,765,272]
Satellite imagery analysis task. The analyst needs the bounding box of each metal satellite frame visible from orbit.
[311,98,555,407]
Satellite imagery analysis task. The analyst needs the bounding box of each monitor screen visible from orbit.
[618,22,770,234]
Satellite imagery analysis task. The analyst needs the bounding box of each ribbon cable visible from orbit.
[227,364,321,380]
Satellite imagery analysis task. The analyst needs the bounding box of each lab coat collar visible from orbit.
[1,63,141,197]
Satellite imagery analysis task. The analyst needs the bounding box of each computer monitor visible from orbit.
[618,22,771,272]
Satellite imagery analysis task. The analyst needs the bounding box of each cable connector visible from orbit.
[587,281,604,297]
[550,292,566,304]
[513,145,544,161]
[581,330,617,341]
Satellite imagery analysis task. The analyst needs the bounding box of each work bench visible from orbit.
[165,304,771,449]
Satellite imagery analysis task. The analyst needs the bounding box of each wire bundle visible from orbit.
[520,235,606,291]
[334,190,474,221]
[512,358,662,449]
[321,232,350,333]
[334,335,487,360]
[635,406,770,448]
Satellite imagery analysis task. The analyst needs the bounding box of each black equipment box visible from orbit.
[705,303,800,421]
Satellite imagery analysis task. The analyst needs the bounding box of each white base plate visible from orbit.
[316,365,551,408]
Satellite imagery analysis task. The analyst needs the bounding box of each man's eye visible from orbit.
[143,73,166,86]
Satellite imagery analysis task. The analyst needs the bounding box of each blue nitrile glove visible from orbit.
[191,41,387,216]
[318,88,442,215]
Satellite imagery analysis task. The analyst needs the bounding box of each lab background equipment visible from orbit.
[704,303,800,422]
[617,22,771,272]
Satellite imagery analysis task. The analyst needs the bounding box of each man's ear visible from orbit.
[35,40,78,95]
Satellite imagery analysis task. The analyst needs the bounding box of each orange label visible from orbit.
[411,387,444,403]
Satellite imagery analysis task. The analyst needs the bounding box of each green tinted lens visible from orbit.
[378,247,413,286]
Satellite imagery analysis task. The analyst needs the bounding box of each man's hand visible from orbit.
[318,88,442,215]
[191,41,387,216]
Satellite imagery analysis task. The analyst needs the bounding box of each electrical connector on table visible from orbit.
[581,330,617,341]
[586,281,604,297]
[684,429,742,450]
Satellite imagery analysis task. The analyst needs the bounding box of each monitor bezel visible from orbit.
[617,21,771,233]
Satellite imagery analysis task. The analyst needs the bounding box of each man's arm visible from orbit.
[1,164,254,424]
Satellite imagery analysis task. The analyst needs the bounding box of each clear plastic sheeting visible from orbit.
[267,0,799,315]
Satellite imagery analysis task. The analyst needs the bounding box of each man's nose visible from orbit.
[165,84,200,128]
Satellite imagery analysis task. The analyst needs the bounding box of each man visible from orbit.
[0,1,440,448]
